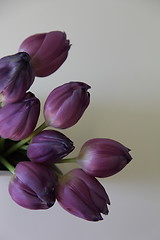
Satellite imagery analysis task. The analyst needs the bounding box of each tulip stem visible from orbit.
[19,145,28,150]
[4,122,47,157]
[0,138,5,151]
[56,157,77,164]
[0,156,15,174]
[51,164,63,177]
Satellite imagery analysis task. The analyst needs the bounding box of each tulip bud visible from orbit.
[27,130,75,163]
[0,92,40,140]
[44,82,90,129]
[8,162,57,209]
[77,138,132,178]
[19,31,71,77]
[0,52,35,104]
[56,168,110,221]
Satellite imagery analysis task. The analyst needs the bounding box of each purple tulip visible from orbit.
[0,52,35,103]
[8,161,57,209]
[77,138,132,178]
[0,92,40,140]
[44,82,91,129]
[19,31,71,77]
[56,168,110,221]
[27,130,74,163]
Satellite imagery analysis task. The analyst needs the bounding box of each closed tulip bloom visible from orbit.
[0,52,35,103]
[44,82,90,129]
[9,162,57,209]
[77,138,132,178]
[19,31,71,77]
[27,130,75,163]
[0,92,40,140]
[56,168,110,221]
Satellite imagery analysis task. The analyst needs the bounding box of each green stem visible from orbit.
[0,156,15,174]
[56,157,77,164]
[4,122,47,157]
[51,164,63,177]
[0,138,5,151]
[19,145,28,150]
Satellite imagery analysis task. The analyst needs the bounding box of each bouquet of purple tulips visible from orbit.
[0,31,132,221]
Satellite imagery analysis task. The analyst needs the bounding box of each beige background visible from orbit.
[0,0,160,239]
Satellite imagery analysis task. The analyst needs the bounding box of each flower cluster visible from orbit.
[0,31,132,221]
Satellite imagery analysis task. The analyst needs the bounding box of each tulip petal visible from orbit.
[9,162,57,210]
[27,130,74,163]
[9,177,50,209]
[19,31,71,77]
[44,82,90,129]
[0,92,40,140]
[56,168,110,221]
[77,138,132,178]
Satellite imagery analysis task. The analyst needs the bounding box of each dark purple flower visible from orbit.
[77,138,132,178]
[56,168,110,221]
[0,92,40,140]
[19,31,71,77]
[44,82,90,129]
[8,161,57,209]
[0,52,35,103]
[27,130,74,163]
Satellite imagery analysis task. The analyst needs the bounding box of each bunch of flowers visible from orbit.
[0,31,132,221]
